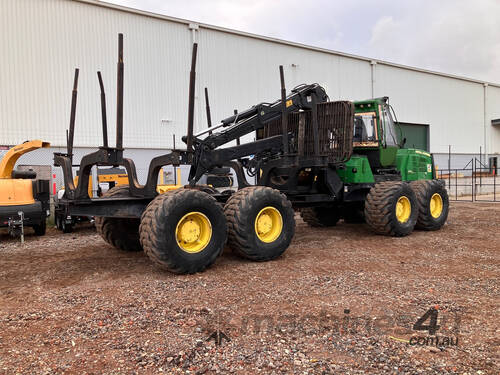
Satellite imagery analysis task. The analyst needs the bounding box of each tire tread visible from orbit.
[95,185,142,252]
[139,188,226,274]
[364,181,417,237]
[224,186,295,261]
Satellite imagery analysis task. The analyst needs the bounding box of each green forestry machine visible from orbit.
[296,96,449,231]
[54,34,448,274]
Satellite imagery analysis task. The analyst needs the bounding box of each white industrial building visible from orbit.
[1,0,500,186]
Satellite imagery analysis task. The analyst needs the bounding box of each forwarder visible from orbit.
[297,96,449,235]
[54,34,448,274]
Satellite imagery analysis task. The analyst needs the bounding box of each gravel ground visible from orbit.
[0,202,498,374]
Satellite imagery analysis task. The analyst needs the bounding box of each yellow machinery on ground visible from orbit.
[55,168,129,232]
[55,167,182,232]
[98,167,181,193]
[0,140,51,236]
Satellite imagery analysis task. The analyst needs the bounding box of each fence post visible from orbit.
[494,170,496,202]
[473,158,476,202]
[448,145,451,172]
[479,147,482,188]
[449,165,451,197]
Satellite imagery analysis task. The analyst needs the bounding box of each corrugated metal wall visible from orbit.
[487,86,500,155]
[375,64,485,154]
[1,0,192,149]
[1,0,499,159]
[195,28,372,145]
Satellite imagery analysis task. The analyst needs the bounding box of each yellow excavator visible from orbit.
[0,140,51,236]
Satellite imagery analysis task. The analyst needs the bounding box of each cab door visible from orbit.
[379,105,399,167]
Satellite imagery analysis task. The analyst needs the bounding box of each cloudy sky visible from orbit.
[107,0,500,83]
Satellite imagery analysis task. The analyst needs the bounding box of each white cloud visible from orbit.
[366,0,500,82]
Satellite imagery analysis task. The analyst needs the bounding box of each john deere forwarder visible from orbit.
[54,35,448,274]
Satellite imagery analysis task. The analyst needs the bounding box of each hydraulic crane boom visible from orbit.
[185,83,329,183]
[190,83,328,150]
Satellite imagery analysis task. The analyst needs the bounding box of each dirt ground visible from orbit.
[0,202,498,374]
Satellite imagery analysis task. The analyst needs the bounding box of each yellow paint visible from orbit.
[177,168,182,184]
[66,171,181,196]
[63,173,129,197]
[415,150,431,157]
[74,175,93,197]
[430,193,443,218]
[175,212,212,253]
[98,174,128,185]
[396,196,411,223]
[0,140,50,206]
[0,179,35,205]
[157,184,182,194]
[254,206,283,243]
[286,99,293,108]
[0,140,50,179]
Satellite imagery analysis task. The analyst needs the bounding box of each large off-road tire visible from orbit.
[224,186,295,261]
[364,181,418,237]
[139,189,227,274]
[95,185,142,252]
[410,179,449,230]
[33,220,46,236]
[300,206,341,227]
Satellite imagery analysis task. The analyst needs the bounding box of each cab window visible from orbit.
[354,112,377,143]
[381,107,398,146]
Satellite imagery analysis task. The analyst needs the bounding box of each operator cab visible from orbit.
[353,97,399,147]
[353,97,401,168]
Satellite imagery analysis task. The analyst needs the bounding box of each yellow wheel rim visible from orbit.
[175,212,212,253]
[254,206,283,243]
[395,196,411,223]
[430,193,443,218]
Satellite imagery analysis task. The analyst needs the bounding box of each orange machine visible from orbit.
[0,140,50,235]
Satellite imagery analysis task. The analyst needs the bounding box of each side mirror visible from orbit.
[400,137,407,148]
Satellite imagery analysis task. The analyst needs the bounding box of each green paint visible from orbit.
[354,97,402,166]
[396,148,433,181]
[337,156,374,183]
[380,146,398,167]
[349,97,433,183]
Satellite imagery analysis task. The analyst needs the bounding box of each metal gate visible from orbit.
[437,158,498,202]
